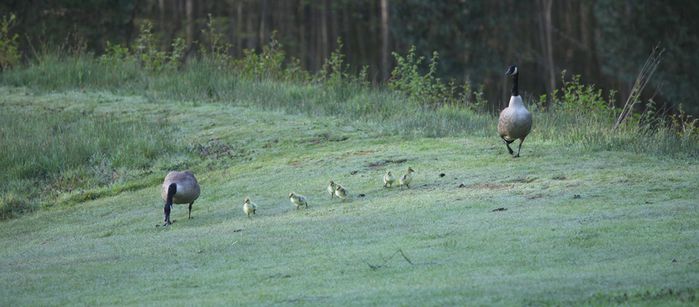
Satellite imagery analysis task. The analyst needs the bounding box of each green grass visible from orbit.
[0,87,184,218]
[1,86,697,305]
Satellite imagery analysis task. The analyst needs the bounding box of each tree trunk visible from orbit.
[125,0,139,48]
[259,0,268,45]
[538,0,555,106]
[298,2,307,68]
[245,1,255,50]
[380,0,390,81]
[321,0,329,61]
[186,0,194,48]
[234,0,243,56]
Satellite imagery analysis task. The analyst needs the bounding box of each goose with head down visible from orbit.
[161,171,200,226]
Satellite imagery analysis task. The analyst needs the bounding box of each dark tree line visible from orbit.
[2,0,698,114]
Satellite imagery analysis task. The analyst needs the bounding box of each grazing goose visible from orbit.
[383,171,395,188]
[289,192,308,209]
[243,197,257,218]
[498,65,532,157]
[399,167,415,188]
[327,180,337,199]
[334,184,348,200]
[161,171,200,226]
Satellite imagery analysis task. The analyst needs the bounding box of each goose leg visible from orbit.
[514,138,525,158]
[188,202,194,219]
[163,203,172,226]
[501,136,514,155]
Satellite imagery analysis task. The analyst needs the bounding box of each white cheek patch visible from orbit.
[513,66,518,75]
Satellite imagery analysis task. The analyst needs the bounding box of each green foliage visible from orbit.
[100,41,131,64]
[389,46,447,105]
[0,44,696,158]
[556,73,614,117]
[199,14,232,66]
[0,192,34,220]
[318,38,349,85]
[668,105,699,139]
[0,13,20,70]
[0,103,182,212]
[0,92,697,304]
[316,38,370,101]
[133,21,183,72]
[530,73,699,155]
[234,32,292,81]
[595,0,699,115]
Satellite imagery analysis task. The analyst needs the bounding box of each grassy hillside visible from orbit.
[1,86,697,305]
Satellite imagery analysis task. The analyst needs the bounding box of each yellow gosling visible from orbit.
[327,180,337,199]
[334,184,348,200]
[288,192,308,209]
[383,170,395,188]
[243,197,257,218]
[399,167,415,189]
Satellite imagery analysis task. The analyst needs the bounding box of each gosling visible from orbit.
[383,171,395,188]
[498,64,532,158]
[161,171,200,226]
[288,192,308,209]
[243,197,257,218]
[327,180,337,199]
[399,167,415,189]
[334,184,348,200]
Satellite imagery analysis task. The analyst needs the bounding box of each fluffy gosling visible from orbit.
[288,192,308,209]
[383,171,395,188]
[399,167,415,188]
[334,184,348,200]
[243,197,257,218]
[327,180,337,199]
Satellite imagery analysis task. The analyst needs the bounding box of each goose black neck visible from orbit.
[511,73,519,96]
[166,183,177,206]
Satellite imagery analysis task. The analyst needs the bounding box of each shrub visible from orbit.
[133,21,184,72]
[0,193,35,220]
[0,13,21,70]
[199,14,232,66]
[389,46,474,108]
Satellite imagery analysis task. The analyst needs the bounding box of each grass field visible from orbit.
[1,85,697,305]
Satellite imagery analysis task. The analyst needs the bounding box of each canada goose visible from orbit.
[243,197,257,218]
[327,180,337,199]
[399,167,415,188]
[289,192,308,209]
[383,171,395,188]
[161,171,200,226]
[334,184,348,200]
[499,64,532,157]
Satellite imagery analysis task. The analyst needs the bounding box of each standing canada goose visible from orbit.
[334,184,348,200]
[289,192,308,209]
[383,171,395,188]
[243,197,257,218]
[499,64,532,158]
[161,171,200,226]
[327,180,337,199]
[399,167,415,188]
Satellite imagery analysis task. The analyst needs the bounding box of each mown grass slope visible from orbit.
[1,87,697,305]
